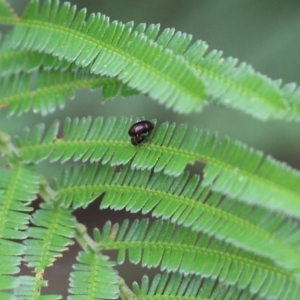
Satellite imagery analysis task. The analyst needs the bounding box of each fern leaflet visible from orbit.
[0,33,73,75]
[97,219,299,300]
[13,275,62,300]
[133,272,261,300]
[0,69,137,116]
[0,162,39,297]
[2,0,300,120]
[69,251,119,300]
[14,117,300,219]
[5,0,206,114]
[54,163,300,280]
[142,25,300,121]
[12,202,75,299]
[24,202,75,272]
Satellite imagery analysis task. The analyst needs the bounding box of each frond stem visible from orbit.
[119,277,137,300]
[75,223,97,252]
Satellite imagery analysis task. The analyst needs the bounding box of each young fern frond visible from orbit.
[5,0,206,114]
[15,117,300,219]
[0,162,39,296]
[69,251,119,300]
[97,219,299,300]
[54,163,300,280]
[0,70,136,116]
[133,272,261,300]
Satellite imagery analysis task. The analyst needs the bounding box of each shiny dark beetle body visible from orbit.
[128,120,154,145]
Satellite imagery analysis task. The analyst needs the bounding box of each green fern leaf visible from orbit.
[13,275,62,300]
[0,163,39,296]
[133,272,258,300]
[24,202,75,272]
[6,0,206,114]
[145,26,300,121]
[121,21,300,121]
[0,34,138,114]
[15,117,300,219]
[172,36,286,121]
[2,1,300,120]
[98,219,299,300]
[141,22,300,122]
[0,70,137,116]
[16,117,135,164]
[55,163,300,280]
[69,251,119,300]
[0,33,73,75]
[14,202,74,299]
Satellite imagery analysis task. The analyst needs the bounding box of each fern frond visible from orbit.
[3,1,300,120]
[168,34,286,120]
[54,163,300,280]
[69,251,119,300]
[0,239,23,291]
[13,275,62,300]
[145,26,300,121]
[0,164,38,239]
[16,116,135,164]
[0,33,71,75]
[14,202,74,299]
[117,21,300,121]
[6,0,206,114]
[220,195,300,253]
[98,219,299,300]
[133,272,259,300]
[0,163,39,296]
[24,202,75,272]
[0,69,137,116]
[0,0,19,24]
[15,117,300,219]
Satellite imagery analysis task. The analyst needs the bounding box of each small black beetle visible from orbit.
[128,120,154,145]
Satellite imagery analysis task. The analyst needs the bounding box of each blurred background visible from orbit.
[1,0,300,297]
